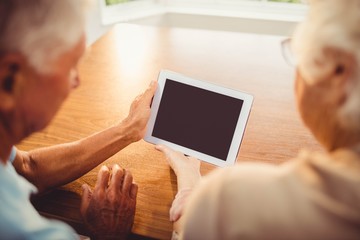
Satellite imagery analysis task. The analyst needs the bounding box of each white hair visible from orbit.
[0,0,91,73]
[293,0,360,131]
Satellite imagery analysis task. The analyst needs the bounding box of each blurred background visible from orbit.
[86,0,306,45]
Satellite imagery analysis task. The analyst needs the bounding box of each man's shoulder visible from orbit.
[0,160,77,240]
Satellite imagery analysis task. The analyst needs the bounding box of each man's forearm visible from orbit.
[13,80,156,192]
[13,121,136,192]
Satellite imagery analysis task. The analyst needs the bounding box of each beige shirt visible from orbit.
[180,148,360,239]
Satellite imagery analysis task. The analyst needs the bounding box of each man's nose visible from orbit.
[70,70,80,89]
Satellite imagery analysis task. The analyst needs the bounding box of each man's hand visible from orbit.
[122,81,157,142]
[155,145,201,191]
[80,164,138,240]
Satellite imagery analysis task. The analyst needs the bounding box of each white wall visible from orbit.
[86,3,298,45]
[131,13,297,36]
[86,2,112,45]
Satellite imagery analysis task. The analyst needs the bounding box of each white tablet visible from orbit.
[145,70,253,167]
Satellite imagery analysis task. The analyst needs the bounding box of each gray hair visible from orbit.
[0,0,91,73]
[293,0,360,131]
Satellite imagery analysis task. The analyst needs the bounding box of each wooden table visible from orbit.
[18,24,321,239]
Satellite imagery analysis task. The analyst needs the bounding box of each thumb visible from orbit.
[141,81,158,104]
[80,184,92,217]
[130,183,138,200]
[145,80,158,97]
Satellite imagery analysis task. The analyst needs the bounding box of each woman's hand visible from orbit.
[155,145,201,191]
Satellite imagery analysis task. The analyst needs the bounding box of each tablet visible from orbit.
[144,70,253,167]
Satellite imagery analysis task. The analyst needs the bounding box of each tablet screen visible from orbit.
[152,79,244,161]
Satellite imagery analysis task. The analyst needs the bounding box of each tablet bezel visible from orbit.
[144,70,253,167]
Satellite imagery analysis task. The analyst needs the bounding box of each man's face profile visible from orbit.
[0,34,86,141]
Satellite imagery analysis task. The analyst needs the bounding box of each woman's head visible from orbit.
[293,0,360,150]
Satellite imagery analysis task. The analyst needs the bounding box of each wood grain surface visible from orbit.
[18,24,322,239]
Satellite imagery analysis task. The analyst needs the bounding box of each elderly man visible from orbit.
[0,0,156,239]
[157,0,360,239]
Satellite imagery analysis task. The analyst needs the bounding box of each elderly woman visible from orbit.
[157,0,360,239]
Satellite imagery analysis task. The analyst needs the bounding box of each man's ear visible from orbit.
[0,53,24,111]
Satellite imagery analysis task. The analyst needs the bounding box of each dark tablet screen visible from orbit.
[152,79,244,161]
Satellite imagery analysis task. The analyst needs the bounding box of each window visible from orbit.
[101,0,306,26]
[100,0,161,25]
[269,0,301,2]
[106,0,139,6]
